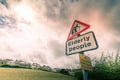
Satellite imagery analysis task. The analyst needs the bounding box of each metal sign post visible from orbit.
[79,53,89,80]
[82,69,89,80]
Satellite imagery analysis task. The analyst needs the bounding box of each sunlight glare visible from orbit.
[13,3,33,20]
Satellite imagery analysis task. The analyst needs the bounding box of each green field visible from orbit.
[0,68,73,80]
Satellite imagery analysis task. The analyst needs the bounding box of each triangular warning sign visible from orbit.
[67,20,90,40]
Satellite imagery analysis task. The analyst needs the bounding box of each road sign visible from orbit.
[67,20,90,40]
[65,20,98,80]
[79,54,92,71]
[66,31,98,55]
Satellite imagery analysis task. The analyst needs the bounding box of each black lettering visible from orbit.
[69,48,72,52]
[73,47,76,50]
[84,42,87,47]
[74,40,78,44]
[87,42,91,47]
[80,44,84,49]
[76,46,80,49]
[68,42,71,46]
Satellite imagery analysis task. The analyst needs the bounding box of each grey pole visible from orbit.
[79,52,89,80]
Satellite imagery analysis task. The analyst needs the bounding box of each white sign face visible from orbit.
[66,31,98,55]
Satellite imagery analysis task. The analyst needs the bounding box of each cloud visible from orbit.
[28,51,48,64]
[0,0,120,68]
[48,39,65,58]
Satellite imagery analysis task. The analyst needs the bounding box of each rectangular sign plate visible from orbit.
[79,54,92,71]
[66,31,98,55]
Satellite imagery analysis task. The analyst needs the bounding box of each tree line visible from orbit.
[0,58,72,76]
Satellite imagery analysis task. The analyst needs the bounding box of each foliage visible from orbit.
[58,69,70,75]
[74,51,120,80]
[73,69,83,80]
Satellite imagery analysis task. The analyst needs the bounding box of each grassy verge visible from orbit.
[0,68,73,80]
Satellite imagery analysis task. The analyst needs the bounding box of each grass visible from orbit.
[0,68,73,80]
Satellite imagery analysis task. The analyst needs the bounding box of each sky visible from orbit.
[0,0,120,68]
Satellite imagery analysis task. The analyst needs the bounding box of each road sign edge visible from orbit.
[66,31,98,55]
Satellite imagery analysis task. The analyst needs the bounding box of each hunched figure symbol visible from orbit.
[72,24,80,35]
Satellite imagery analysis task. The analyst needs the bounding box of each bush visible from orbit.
[1,64,11,68]
[1,64,25,68]
[73,69,83,80]
[74,51,120,80]
[59,69,70,75]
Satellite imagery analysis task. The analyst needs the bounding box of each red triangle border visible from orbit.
[67,20,90,40]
